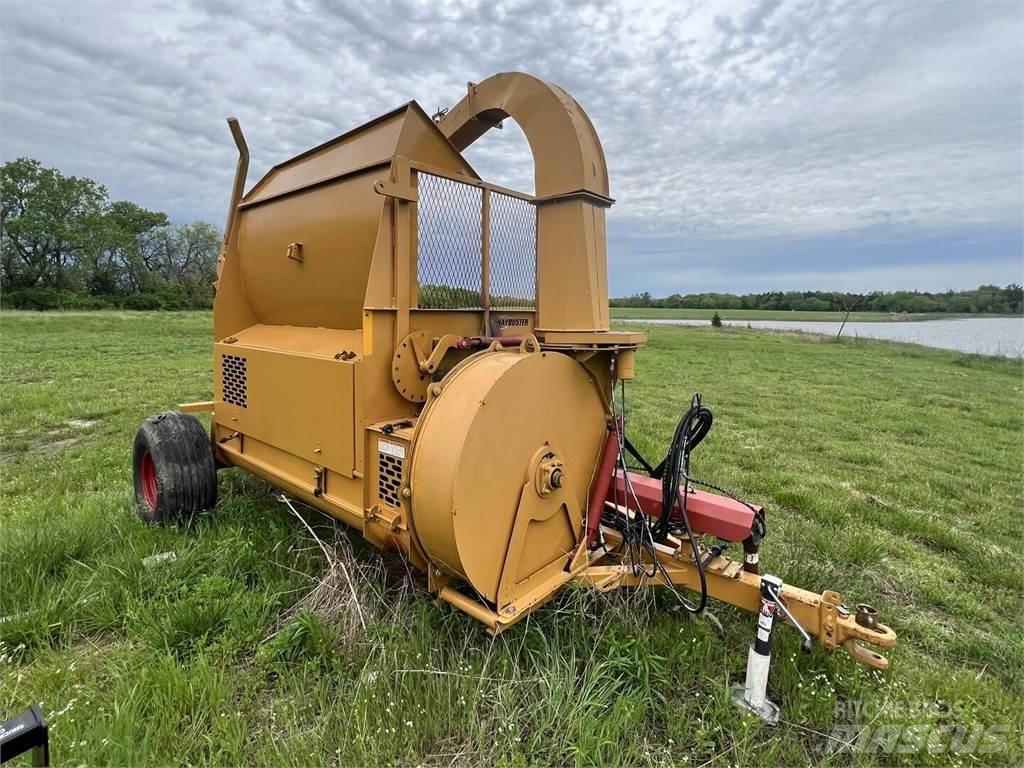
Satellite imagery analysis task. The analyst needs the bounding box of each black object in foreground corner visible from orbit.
[0,706,49,767]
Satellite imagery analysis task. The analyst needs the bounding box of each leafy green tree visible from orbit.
[1,158,220,309]
[611,284,1023,316]
[86,201,169,294]
[1,158,107,289]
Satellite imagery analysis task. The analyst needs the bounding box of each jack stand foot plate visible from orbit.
[730,686,780,726]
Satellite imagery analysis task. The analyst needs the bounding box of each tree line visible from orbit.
[4,158,1021,316]
[612,285,1023,315]
[1,158,220,310]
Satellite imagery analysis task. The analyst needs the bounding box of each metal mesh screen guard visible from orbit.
[416,172,536,310]
[489,191,537,310]
[417,173,483,309]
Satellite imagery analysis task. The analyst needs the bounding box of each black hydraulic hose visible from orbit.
[647,394,714,614]
[672,484,707,614]
[655,395,713,542]
[612,386,722,615]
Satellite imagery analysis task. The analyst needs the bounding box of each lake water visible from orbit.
[630,317,1024,358]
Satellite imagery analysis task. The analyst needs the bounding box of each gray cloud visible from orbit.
[1,0,1021,293]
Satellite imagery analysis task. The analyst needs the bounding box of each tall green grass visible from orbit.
[1,312,1021,765]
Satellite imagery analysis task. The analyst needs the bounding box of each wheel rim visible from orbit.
[140,450,158,510]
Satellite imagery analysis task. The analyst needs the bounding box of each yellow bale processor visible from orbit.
[132,72,895,722]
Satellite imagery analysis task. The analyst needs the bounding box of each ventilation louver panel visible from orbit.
[378,452,404,508]
[221,354,248,408]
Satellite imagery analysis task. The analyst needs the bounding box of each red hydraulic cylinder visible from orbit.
[607,471,759,543]
[586,427,621,549]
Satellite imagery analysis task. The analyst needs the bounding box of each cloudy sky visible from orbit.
[2,0,1021,295]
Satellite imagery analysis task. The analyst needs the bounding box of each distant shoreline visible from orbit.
[610,307,1022,323]
[1,306,1020,324]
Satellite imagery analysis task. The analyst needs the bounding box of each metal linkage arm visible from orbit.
[580,543,897,669]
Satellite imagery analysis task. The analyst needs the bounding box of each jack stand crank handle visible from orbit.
[765,580,813,653]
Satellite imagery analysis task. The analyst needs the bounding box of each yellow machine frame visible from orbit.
[183,72,895,670]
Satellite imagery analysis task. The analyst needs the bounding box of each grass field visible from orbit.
[610,307,973,322]
[2,311,1022,766]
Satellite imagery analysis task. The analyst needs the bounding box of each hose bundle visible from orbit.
[654,393,712,542]
[606,386,765,616]
[605,388,713,614]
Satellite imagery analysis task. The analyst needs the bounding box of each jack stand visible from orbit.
[731,574,783,725]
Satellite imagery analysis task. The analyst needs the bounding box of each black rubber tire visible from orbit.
[132,411,217,524]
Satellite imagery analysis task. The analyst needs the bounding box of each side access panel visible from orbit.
[214,342,355,477]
